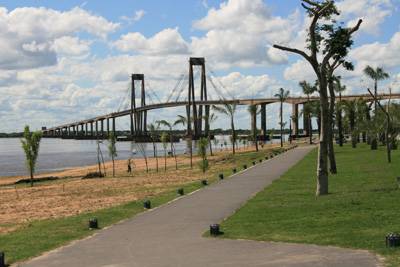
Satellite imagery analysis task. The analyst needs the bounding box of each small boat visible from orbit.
[132,149,138,155]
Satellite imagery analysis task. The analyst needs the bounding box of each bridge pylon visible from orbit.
[186,57,209,139]
[131,74,147,137]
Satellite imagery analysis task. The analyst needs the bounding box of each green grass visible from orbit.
[0,146,281,265]
[219,144,400,266]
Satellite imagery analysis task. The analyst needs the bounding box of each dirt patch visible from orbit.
[0,144,281,234]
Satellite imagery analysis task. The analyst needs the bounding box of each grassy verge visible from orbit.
[219,144,400,266]
[0,146,285,265]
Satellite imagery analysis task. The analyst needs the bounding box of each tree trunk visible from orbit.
[164,150,167,171]
[30,168,34,187]
[231,117,236,154]
[338,94,343,147]
[316,79,329,196]
[280,101,283,148]
[208,135,213,156]
[112,158,115,177]
[328,80,337,174]
[153,142,158,172]
[309,114,313,144]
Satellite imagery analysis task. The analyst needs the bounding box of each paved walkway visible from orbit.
[19,146,379,267]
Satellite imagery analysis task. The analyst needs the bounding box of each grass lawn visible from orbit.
[0,146,284,265]
[220,144,400,267]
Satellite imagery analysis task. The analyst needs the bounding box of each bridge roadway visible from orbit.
[44,93,400,134]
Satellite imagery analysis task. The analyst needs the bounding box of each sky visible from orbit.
[0,0,399,132]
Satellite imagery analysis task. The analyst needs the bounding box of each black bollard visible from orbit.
[143,200,151,209]
[210,224,220,236]
[232,168,237,174]
[177,188,184,196]
[89,218,98,229]
[386,233,400,247]
[243,164,247,169]
[219,173,224,180]
[0,251,4,267]
[259,159,263,163]
[252,161,256,166]
[201,180,208,186]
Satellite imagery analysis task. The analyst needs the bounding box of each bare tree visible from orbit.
[148,123,160,172]
[273,0,362,196]
[108,132,118,177]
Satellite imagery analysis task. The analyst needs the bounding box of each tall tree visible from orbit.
[274,0,362,196]
[148,123,160,172]
[274,88,290,148]
[299,81,317,144]
[247,104,260,151]
[108,132,118,177]
[213,103,237,154]
[21,126,42,187]
[363,66,389,111]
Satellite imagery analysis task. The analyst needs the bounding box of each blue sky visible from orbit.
[0,0,399,132]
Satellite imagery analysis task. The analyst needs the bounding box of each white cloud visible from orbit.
[0,6,118,70]
[191,0,300,67]
[337,0,393,35]
[121,9,146,24]
[114,28,189,55]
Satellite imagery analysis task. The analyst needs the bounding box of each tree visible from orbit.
[21,126,42,187]
[363,65,389,147]
[247,104,260,151]
[197,137,209,174]
[333,77,346,146]
[148,123,160,172]
[274,88,290,148]
[160,132,168,171]
[174,115,193,168]
[108,132,117,177]
[363,66,389,111]
[274,0,362,196]
[299,81,317,144]
[206,113,218,156]
[213,103,237,154]
[157,120,178,170]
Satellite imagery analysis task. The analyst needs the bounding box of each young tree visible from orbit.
[108,132,118,177]
[148,123,160,172]
[274,0,362,196]
[21,126,42,187]
[274,88,290,148]
[197,137,209,174]
[206,113,218,156]
[157,120,178,170]
[160,132,168,171]
[299,81,317,144]
[213,103,237,154]
[174,115,193,168]
[247,104,260,151]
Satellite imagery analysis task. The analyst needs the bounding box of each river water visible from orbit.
[0,135,284,177]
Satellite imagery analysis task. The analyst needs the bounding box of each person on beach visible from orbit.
[127,159,132,174]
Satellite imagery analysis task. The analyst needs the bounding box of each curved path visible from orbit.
[19,146,379,267]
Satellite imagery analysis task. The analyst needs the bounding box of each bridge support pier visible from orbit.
[107,118,110,137]
[95,121,98,137]
[112,117,116,137]
[100,119,104,138]
[131,74,147,137]
[292,104,299,138]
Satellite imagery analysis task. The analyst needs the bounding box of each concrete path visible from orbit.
[19,146,379,267]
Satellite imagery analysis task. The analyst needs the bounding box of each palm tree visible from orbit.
[333,78,346,147]
[299,81,317,144]
[157,120,178,170]
[108,132,117,177]
[274,88,290,147]
[363,66,389,111]
[21,126,42,187]
[206,113,218,156]
[148,123,160,172]
[247,104,259,151]
[213,103,237,154]
[160,132,168,171]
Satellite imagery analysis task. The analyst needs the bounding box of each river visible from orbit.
[0,135,284,177]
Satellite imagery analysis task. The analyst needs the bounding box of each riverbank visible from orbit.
[0,143,284,235]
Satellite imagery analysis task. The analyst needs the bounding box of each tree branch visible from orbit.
[273,44,312,63]
[348,19,363,35]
